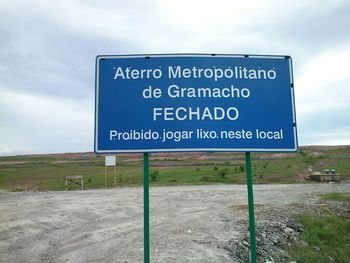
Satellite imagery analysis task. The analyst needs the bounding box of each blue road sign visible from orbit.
[95,54,297,153]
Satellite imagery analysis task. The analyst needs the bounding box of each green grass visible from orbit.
[288,214,350,263]
[0,146,349,191]
[323,192,350,202]
[149,166,247,185]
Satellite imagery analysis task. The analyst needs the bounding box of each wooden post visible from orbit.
[105,166,107,187]
[114,163,117,185]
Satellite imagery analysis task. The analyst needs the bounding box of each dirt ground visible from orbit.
[0,183,348,263]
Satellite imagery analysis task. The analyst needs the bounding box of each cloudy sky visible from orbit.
[0,0,349,155]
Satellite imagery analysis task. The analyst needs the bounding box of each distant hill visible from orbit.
[0,145,349,191]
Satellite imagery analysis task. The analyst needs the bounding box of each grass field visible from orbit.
[0,146,349,191]
[288,192,350,263]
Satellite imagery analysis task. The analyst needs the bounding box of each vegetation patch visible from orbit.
[288,213,350,263]
[323,192,350,202]
[0,146,349,191]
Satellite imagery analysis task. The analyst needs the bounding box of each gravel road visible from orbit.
[0,183,348,263]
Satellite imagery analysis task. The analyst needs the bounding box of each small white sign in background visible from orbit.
[105,156,116,166]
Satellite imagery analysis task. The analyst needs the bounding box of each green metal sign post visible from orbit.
[142,152,257,263]
[143,153,150,263]
[245,152,257,263]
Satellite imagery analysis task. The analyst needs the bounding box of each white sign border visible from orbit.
[94,53,298,153]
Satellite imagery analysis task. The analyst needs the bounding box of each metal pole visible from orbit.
[245,152,257,263]
[143,153,150,263]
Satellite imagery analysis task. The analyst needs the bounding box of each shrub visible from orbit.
[201,176,211,182]
[218,168,228,178]
[150,170,159,181]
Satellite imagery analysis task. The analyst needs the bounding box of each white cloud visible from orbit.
[0,91,93,154]
[0,0,349,154]
[295,49,350,113]
[294,48,350,145]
